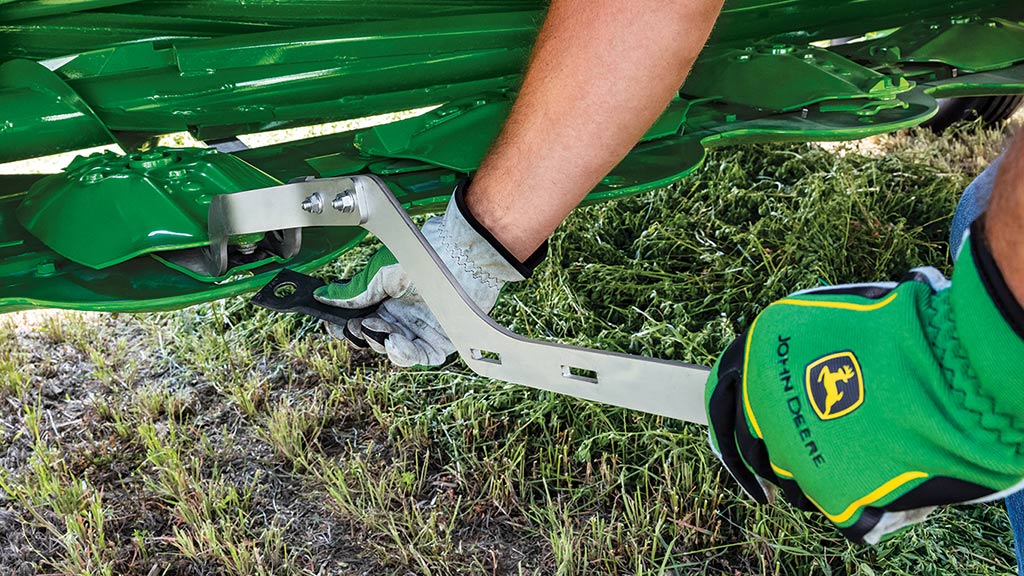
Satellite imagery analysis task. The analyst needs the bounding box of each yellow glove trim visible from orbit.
[743,314,765,439]
[770,461,794,478]
[806,470,929,524]
[775,291,899,312]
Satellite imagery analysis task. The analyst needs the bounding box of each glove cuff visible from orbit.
[452,179,548,279]
[950,222,1024,427]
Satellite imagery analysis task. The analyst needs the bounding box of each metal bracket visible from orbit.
[210,175,710,425]
[252,268,376,325]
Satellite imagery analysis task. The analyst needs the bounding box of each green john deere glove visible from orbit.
[706,221,1024,544]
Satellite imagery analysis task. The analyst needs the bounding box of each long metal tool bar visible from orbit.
[210,175,711,424]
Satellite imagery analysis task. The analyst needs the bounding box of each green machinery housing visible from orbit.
[1,0,1023,313]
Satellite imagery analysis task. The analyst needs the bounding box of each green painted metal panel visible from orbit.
[0,12,541,161]
[710,0,1016,45]
[114,0,539,24]
[682,44,913,112]
[0,59,115,162]
[354,93,694,173]
[835,16,1024,72]
[2,0,1014,61]
[0,0,140,21]
[0,14,273,61]
[16,148,282,270]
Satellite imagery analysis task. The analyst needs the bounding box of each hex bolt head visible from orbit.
[332,192,356,213]
[301,193,325,214]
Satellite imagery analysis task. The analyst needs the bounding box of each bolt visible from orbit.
[35,261,57,277]
[332,191,356,213]
[301,193,324,214]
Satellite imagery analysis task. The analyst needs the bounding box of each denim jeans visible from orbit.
[947,156,1023,573]
[949,156,1002,255]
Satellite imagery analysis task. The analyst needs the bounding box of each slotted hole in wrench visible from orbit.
[562,365,598,384]
[471,349,502,365]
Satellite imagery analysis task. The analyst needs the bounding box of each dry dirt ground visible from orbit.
[0,309,555,575]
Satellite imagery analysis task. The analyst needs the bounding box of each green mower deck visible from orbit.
[1,0,1022,314]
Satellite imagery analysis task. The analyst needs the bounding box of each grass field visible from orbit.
[0,118,1020,575]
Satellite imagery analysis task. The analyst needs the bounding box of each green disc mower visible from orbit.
[1,0,1022,314]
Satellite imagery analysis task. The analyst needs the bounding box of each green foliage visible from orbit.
[501,139,967,364]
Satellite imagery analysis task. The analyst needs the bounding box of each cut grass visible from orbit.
[0,120,1019,575]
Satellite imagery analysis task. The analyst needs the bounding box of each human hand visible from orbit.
[313,181,545,367]
[706,227,1024,543]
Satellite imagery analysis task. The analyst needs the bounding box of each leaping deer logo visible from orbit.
[817,364,856,417]
[805,351,864,420]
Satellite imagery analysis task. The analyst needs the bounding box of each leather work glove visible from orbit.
[706,222,1024,544]
[314,180,546,367]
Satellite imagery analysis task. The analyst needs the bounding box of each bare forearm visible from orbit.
[467,0,724,261]
[985,132,1024,305]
